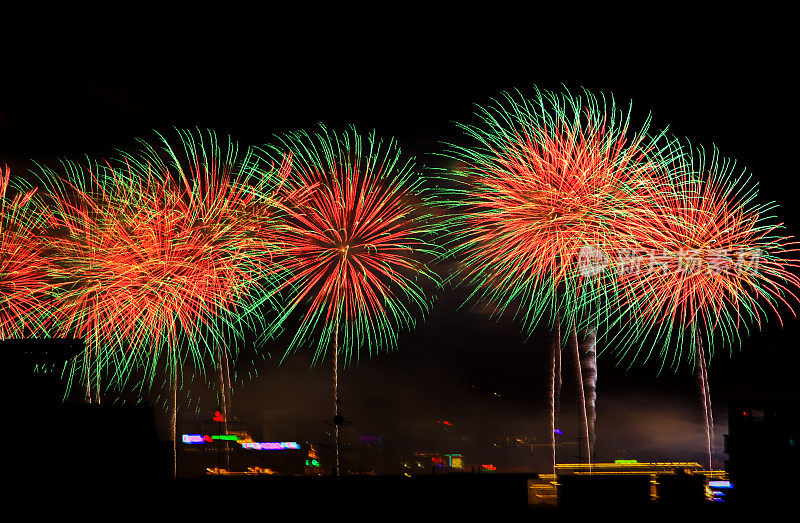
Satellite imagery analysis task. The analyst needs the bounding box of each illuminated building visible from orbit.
[401,452,466,474]
[179,414,322,476]
[241,441,302,450]
[445,454,464,469]
[556,461,706,475]
[181,437,318,476]
[206,466,275,476]
[304,444,323,476]
[527,476,558,507]
[555,462,723,506]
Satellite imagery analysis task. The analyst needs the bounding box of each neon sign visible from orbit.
[183,434,300,449]
[241,442,301,450]
[181,434,242,444]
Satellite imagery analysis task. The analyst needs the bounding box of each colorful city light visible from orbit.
[181,434,242,444]
[241,442,301,450]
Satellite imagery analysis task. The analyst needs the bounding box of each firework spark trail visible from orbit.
[32,158,199,394]
[606,143,800,468]
[120,128,292,472]
[46,131,287,391]
[581,325,597,460]
[440,86,675,466]
[259,125,442,475]
[261,127,442,361]
[24,129,292,476]
[609,144,800,369]
[440,86,677,340]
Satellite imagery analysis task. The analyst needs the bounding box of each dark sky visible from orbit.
[3,27,798,473]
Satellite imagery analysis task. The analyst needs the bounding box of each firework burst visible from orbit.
[600,143,800,469]
[608,144,800,368]
[439,86,676,466]
[0,167,51,340]
[440,86,675,336]
[30,129,290,399]
[258,125,441,475]
[261,125,441,363]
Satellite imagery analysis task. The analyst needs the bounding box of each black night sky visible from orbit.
[3,22,798,477]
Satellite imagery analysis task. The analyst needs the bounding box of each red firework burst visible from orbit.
[34,130,290,393]
[263,126,440,363]
[445,88,672,331]
[1,167,51,339]
[610,147,800,367]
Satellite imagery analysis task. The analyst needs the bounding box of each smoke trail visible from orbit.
[550,319,561,474]
[695,340,713,469]
[84,353,92,404]
[572,322,591,465]
[580,325,597,461]
[550,330,555,474]
[223,349,233,418]
[333,312,341,477]
[94,338,102,404]
[171,358,178,478]
[555,320,562,459]
[217,348,230,471]
[83,344,102,404]
[702,352,715,468]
